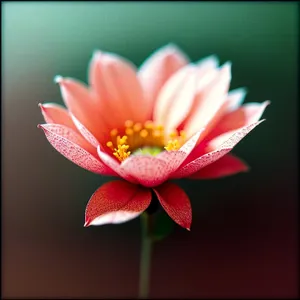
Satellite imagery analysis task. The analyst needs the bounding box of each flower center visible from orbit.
[106,120,186,161]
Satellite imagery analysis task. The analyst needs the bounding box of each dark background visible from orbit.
[2,2,298,298]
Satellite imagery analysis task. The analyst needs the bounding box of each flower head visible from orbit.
[38,44,269,230]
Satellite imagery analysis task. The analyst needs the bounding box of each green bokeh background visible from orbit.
[2,2,298,298]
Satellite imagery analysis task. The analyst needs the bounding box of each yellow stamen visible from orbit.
[164,130,186,152]
[140,129,148,138]
[106,141,114,150]
[152,130,162,138]
[110,129,118,137]
[164,139,180,151]
[125,120,133,128]
[111,135,131,161]
[144,120,154,129]
[156,124,164,131]
[169,130,177,138]
[106,120,187,159]
[133,123,142,132]
[125,128,134,136]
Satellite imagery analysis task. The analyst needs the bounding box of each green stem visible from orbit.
[138,213,152,299]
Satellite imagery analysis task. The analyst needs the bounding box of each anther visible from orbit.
[133,123,142,132]
[110,129,118,137]
[125,120,134,128]
[144,121,153,129]
[125,128,134,136]
[106,141,114,150]
[140,129,148,138]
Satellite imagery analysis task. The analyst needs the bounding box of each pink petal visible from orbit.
[55,76,106,143]
[225,87,247,113]
[97,147,138,184]
[196,54,219,70]
[184,62,232,139]
[187,87,247,140]
[138,44,189,118]
[89,51,148,127]
[120,155,173,188]
[189,154,249,179]
[195,55,220,91]
[70,114,100,148]
[84,180,151,226]
[38,124,116,176]
[206,101,270,141]
[153,65,199,135]
[39,103,79,133]
[172,120,264,178]
[157,130,203,172]
[176,57,220,131]
[153,182,192,230]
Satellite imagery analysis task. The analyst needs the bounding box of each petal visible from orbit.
[153,182,192,230]
[196,54,219,70]
[55,76,106,142]
[189,154,249,179]
[89,51,148,127]
[195,55,220,92]
[97,147,138,184]
[176,58,220,131]
[184,62,232,139]
[225,87,248,113]
[191,87,248,139]
[70,114,100,148]
[120,155,172,188]
[153,65,198,134]
[39,103,79,133]
[172,120,264,178]
[205,100,270,141]
[38,124,116,176]
[138,44,189,118]
[196,70,220,93]
[84,180,151,226]
[164,68,199,134]
[157,129,204,172]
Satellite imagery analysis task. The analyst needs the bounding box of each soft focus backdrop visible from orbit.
[2,2,298,298]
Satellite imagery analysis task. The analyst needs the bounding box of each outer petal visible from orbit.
[84,180,151,226]
[153,64,198,134]
[205,101,270,141]
[138,44,189,118]
[184,62,232,139]
[120,155,173,188]
[55,76,106,143]
[172,120,264,178]
[38,124,116,176]
[39,103,79,133]
[153,182,192,230]
[70,114,100,148]
[89,51,148,127]
[189,154,249,179]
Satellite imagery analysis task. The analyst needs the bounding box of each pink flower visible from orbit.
[38,44,269,230]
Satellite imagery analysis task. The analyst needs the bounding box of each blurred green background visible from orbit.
[2,2,298,298]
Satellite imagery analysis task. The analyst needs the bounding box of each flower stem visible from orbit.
[139,213,152,299]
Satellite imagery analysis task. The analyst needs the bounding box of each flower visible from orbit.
[38,44,269,230]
